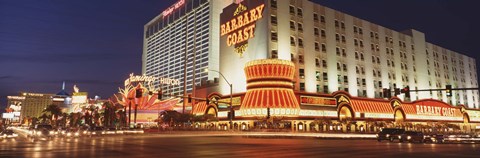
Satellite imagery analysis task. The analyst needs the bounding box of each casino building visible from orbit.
[144,0,480,132]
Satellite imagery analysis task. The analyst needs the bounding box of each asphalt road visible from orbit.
[1,134,479,158]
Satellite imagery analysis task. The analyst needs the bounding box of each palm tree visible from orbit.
[43,104,62,126]
[39,113,51,124]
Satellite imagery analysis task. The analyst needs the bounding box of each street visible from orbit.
[1,134,479,158]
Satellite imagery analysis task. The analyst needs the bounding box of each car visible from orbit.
[424,134,444,143]
[1,130,18,139]
[30,124,54,138]
[86,127,105,136]
[376,128,405,142]
[60,128,81,138]
[399,131,424,143]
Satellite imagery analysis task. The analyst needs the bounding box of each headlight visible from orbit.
[386,134,390,137]
[55,132,58,135]
[398,136,401,139]
[407,136,412,140]
[92,132,96,135]
[75,132,79,136]
[49,131,54,135]
[67,133,72,136]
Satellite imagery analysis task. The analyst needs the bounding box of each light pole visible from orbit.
[205,68,233,129]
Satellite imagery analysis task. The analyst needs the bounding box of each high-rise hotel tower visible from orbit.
[142,0,231,95]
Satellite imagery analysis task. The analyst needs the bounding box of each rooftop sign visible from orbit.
[162,0,185,17]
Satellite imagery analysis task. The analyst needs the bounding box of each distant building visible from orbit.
[19,92,54,118]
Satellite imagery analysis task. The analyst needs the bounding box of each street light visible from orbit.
[204,68,233,129]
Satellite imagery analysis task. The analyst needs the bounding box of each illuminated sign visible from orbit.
[72,92,88,104]
[415,105,457,117]
[220,1,265,57]
[23,93,44,97]
[124,73,180,87]
[162,0,185,17]
[300,96,336,107]
[2,113,14,119]
[7,96,25,100]
[218,97,242,106]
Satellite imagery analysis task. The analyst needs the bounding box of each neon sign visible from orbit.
[162,0,185,17]
[300,96,336,107]
[124,73,180,86]
[220,2,265,57]
[415,105,456,117]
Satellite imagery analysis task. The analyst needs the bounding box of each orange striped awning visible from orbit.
[192,101,207,115]
[350,100,393,114]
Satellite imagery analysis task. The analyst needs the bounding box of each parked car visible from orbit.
[399,131,424,143]
[376,128,405,142]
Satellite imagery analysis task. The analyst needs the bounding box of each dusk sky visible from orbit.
[1,0,480,111]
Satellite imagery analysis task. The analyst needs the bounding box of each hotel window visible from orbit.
[376,57,380,64]
[322,60,327,67]
[299,69,305,79]
[335,20,339,28]
[341,35,346,43]
[354,26,358,33]
[336,47,340,56]
[341,22,345,29]
[314,13,319,21]
[342,49,346,57]
[289,5,295,14]
[297,8,303,17]
[372,56,376,63]
[378,81,382,87]
[298,38,304,47]
[370,32,374,38]
[356,66,360,74]
[354,39,358,46]
[320,15,325,23]
[271,0,277,9]
[360,53,364,61]
[362,79,366,86]
[343,64,347,71]
[323,85,328,93]
[315,42,320,51]
[359,40,363,47]
[361,67,365,74]
[316,71,320,80]
[357,78,360,86]
[317,85,320,92]
[321,43,326,52]
[321,30,326,38]
[298,23,303,32]
[355,52,359,60]
[373,70,376,77]
[290,21,295,30]
[271,32,278,41]
[314,28,319,36]
[300,83,305,91]
[299,54,304,63]
[271,15,277,25]
[344,76,348,83]
[335,34,340,41]
[359,28,363,34]
[323,72,328,80]
[315,58,320,67]
[337,63,341,71]
[290,36,295,46]
[271,50,278,58]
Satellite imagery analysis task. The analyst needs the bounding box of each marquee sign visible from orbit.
[124,73,180,87]
[220,0,265,57]
[300,96,336,107]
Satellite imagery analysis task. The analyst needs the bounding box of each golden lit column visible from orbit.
[240,59,300,118]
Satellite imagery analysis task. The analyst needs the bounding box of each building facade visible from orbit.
[20,92,54,118]
[218,0,478,108]
[142,0,232,95]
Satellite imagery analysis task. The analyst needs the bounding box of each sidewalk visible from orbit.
[142,130,377,139]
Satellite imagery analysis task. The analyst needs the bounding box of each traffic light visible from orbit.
[383,88,391,98]
[401,86,410,98]
[158,90,163,100]
[135,88,143,98]
[446,85,452,97]
[394,88,400,96]
[187,94,192,103]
